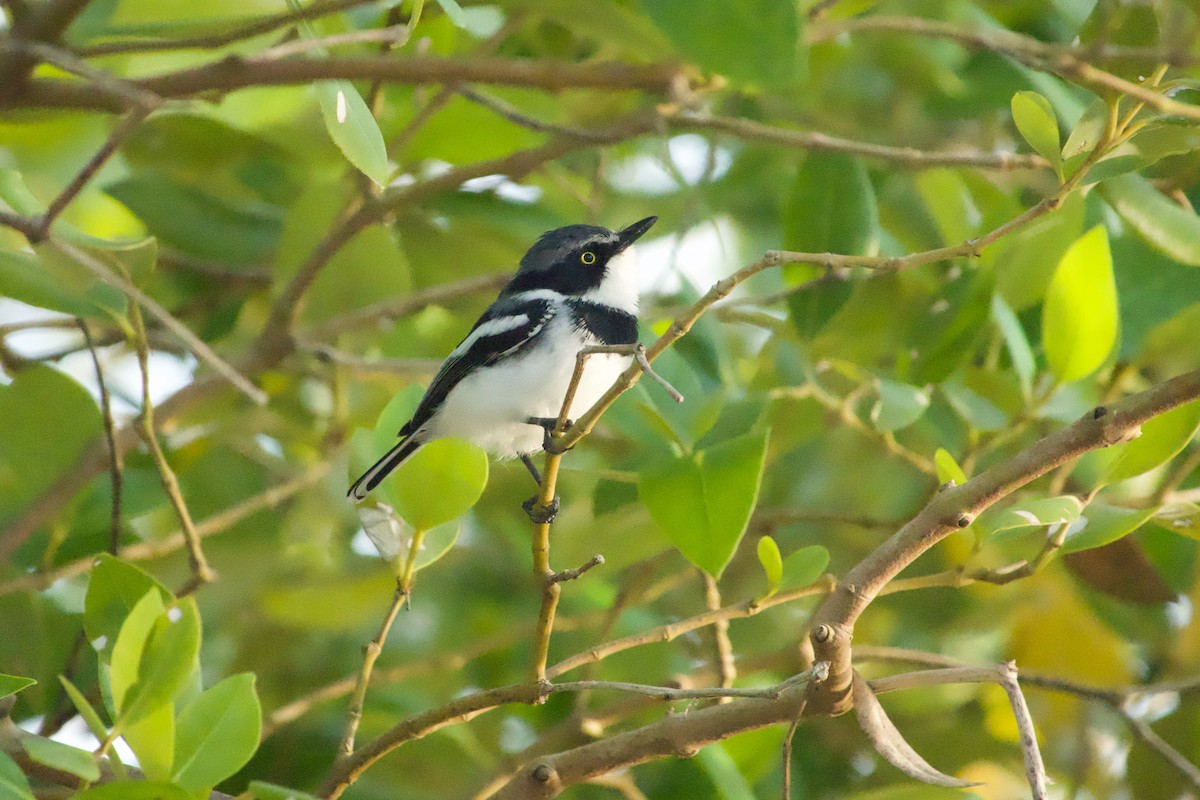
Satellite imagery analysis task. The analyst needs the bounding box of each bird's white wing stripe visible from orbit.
[449,313,531,358]
[507,288,566,305]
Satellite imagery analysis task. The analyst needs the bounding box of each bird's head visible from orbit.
[505,216,657,309]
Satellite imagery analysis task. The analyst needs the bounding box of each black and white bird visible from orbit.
[349,216,657,512]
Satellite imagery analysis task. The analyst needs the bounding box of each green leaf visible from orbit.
[697,743,758,800]
[784,153,879,256]
[247,781,324,800]
[1062,98,1109,160]
[122,597,202,725]
[1100,173,1200,267]
[641,0,801,87]
[22,736,100,783]
[915,169,979,245]
[991,293,1036,397]
[870,379,931,433]
[0,751,35,800]
[316,81,390,187]
[0,674,35,700]
[1059,503,1157,554]
[0,249,117,318]
[58,677,111,745]
[639,430,770,578]
[756,536,783,598]
[939,379,1008,432]
[72,782,190,800]
[173,673,262,795]
[778,545,830,592]
[121,702,174,781]
[85,555,172,661]
[109,590,165,716]
[1042,225,1118,382]
[1154,503,1200,541]
[934,448,968,485]
[432,0,466,27]
[1102,399,1200,484]
[976,495,1084,540]
[1011,91,1061,169]
[388,439,489,530]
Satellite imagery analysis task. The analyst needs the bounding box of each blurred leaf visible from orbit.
[0,674,35,700]
[110,592,201,726]
[778,545,830,592]
[934,448,968,485]
[0,249,117,319]
[785,153,879,256]
[1153,503,1200,541]
[1042,225,1118,382]
[756,536,783,598]
[1063,537,1175,604]
[21,737,99,783]
[108,589,163,716]
[58,677,109,744]
[405,519,460,574]
[992,190,1085,310]
[388,439,489,531]
[247,782,323,800]
[121,702,174,781]
[991,293,1035,397]
[106,173,282,265]
[787,274,854,338]
[1062,98,1109,160]
[315,81,390,187]
[640,430,770,578]
[1060,504,1157,554]
[0,751,35,800]
[915,169,978,245]
[432,0,467,27]
[72,782,190,800]
[697,742,758,800]
[641,0,801,87]
[1101,399,1200,485]
[1011,91,1060,169]
[173,673,262,795]
[871,380,931,433]
[939,379,1007,432]
[84,555,172,661]
[1100,173,1200,266]
[977,495,1084,540]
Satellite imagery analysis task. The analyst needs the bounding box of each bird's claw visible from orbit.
[523,494,560,524]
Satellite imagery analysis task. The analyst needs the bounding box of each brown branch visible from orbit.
[701,573,736,696]
[807,369,1200,717]
[10,57,687,113]
[335,579,407,759]
[671,113,1048,171]
[0,0,92,101]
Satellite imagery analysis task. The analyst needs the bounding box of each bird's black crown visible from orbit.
[504,217,657,297]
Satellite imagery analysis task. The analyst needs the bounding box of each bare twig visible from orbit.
[48,238,268,405]
[336,579,408,758]
[126,300,215,594]
[76,319,121,553]
[702,573,736,696]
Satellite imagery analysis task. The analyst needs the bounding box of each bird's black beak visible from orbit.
[615,216,657,252]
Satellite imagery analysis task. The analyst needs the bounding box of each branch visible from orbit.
[9,57,688,113]
[0,0,92,100]
[670,112,1048,171]
[807,369,1200,716]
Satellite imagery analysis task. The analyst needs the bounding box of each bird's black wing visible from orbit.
[400,293,556,436]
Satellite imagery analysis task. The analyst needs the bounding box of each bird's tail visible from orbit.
[348,437,423,500]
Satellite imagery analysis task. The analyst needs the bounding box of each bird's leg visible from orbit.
[519,451,560,524]
[526,416,574,454]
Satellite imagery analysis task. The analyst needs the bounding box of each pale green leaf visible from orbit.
[248,781,323,800]
[756,536,783,598]
[388,438,489,531]
[109,590,164,715]
[1042,225,1118,382]
[1059,503,1157,554]
[0,674,35,700]
[121,702,174,781]
[991,293,1036,397]
[977,495,1084,540]
[778,545,830,592]
[173,673,261,795]
[870,379,930,433]
[316,81,390,187]
[697,743,758,800]
[934,448,968,485]
[85,554,171,661]
[785,152,879,256]
[23,736,100,783]
[0,751,35,800]
[1101,173,1200,266]
[1102,399,1200,484]
[1011,91,1060,168]
[640,430,770,578]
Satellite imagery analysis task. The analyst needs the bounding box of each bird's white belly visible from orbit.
[430,319,631,457]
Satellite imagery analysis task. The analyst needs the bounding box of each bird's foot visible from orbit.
[526,416,574,454]
[523,494,560,524]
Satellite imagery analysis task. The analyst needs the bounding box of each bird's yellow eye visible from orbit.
[580,251,596,265]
